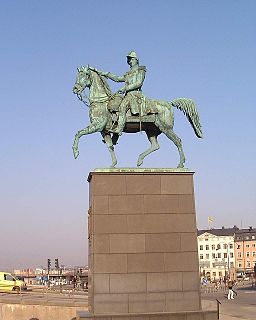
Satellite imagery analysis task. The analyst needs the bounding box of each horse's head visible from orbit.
[73,66,91,97]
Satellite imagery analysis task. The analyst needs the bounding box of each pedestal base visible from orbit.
[77,310,217,320]
[85,169,217,320]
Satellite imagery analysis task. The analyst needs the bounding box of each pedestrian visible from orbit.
[73,275,77,289]
[227,280,234,300]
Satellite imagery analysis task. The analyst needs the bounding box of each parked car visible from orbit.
[237,274,250,281]
[0,272,27,292]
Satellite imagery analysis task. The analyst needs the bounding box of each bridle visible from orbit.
[75,69,117,106]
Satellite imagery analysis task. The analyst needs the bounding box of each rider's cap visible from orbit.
[126,51,138,60]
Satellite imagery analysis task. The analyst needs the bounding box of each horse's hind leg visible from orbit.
[163,129,185,168]
[137,132,160,167]
[72,122,105,159]
[102,133,117,168]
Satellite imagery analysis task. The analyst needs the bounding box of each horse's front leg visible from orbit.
[72,122,105,159]
[102,133,117,168]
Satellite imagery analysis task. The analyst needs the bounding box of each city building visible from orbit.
[235,227,256,277]
[13,266,88,285]
[197,227,238,281]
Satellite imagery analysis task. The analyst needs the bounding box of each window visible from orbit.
[230,253,234,258]
[218,253,221,258]
[237,245,241,249]
[238,262,242,267]
[246,261,251,267]
[206,254,209,259]
[212,253,216,259]
[237,236,241,240]
[219,272,222,277]
[200,245,203,250]
[246,244,250,248]
[229,244,233,249]
[252,244,256,248]
[212,245,215,250]
[230,262,234,268]
[245,236,250,240]
[252,252,256,257]
[200,254,203,260]
[4,274,14,281]
[246,252,250,257]
[223,244,227,249]
[224,253,227,258]
[238,252,242,258]
[206,245,209,250]
[252,236,255,240]
[213,272,216,276]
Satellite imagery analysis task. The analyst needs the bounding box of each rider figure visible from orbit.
[89,51,146,135]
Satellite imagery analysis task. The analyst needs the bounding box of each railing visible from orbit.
[201,283,227,293]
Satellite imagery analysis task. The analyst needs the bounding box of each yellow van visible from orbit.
[0,272,27,292]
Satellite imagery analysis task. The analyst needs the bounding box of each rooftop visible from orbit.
[198,226,256,237]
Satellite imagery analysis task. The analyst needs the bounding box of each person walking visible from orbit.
[227,280,234,300]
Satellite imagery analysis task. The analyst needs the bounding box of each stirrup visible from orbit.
[111,127,122,136]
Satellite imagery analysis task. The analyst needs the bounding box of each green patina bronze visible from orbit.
[72,51,203,168]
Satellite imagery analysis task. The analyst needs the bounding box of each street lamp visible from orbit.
[216,241,233,280]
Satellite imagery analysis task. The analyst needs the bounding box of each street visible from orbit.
[202,283,256,320]
[0,284,256,319]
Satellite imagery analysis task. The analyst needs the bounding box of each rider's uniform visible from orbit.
[106,64,147,132]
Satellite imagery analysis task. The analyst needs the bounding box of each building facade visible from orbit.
[198,226,256,281]
[235,227,256,277]
[197,227,237,281]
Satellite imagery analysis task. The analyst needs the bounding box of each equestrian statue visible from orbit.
[72,51,203,168]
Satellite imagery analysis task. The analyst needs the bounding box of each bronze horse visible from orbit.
[72,66,202,168]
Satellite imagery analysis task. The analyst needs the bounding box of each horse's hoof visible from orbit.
[177,163,184,168]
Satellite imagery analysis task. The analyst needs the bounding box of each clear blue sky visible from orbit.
[0,0,255,270]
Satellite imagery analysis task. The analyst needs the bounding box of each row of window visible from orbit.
[200,253,234,259]
[200,243,256,251]
[199,244,233,251]
[237,235,256,240]
[237,244,256,249]
[237,252,256,258]
[237,261,256,268]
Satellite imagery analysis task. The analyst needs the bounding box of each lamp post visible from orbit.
[217,241,233,280]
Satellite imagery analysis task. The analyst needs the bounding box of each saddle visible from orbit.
[107,93,157,124]
[106,95,156,133]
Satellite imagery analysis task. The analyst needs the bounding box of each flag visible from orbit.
[208,216,214,224]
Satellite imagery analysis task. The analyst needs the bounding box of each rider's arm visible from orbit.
[88,66,124,81]
[106,73,125,82]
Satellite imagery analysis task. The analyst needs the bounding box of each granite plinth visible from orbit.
[77,310,217,320]
[84,169,217,319]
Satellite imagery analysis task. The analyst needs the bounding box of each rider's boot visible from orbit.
[111,125,123,136]
[111,111,126,136]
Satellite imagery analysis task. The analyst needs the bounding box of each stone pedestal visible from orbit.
[78,169,217,320]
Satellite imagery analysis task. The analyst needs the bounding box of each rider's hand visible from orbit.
[89,66,98,72]
[118,87,126,94]
[101,72,109,77]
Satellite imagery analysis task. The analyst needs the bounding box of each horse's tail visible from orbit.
[170,98,203,138]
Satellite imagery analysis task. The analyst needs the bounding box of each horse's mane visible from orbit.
[90,70,113,96]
